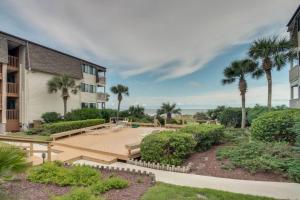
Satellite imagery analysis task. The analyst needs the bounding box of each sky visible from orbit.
[0,0,298,109]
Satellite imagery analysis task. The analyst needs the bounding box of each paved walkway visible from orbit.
[74,160,300,200]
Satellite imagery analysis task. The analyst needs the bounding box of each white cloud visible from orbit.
[3,0,299,80]
[110,83,290,109]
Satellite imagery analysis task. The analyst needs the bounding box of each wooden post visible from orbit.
[47,144,51,162]
[29,143,33,157]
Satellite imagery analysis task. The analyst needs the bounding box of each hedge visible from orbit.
[41,112,62,123]
[140,131,196,165]
[42,119,105,134]
[180,124,224,151]
[251,110,300,143]
[64,108,101,121]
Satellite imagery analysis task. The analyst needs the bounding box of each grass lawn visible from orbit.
[141,182,275,200]
[6,132,51,141]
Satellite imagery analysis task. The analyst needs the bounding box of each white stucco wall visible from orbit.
[81,73,97,104]
[24,71,81,123]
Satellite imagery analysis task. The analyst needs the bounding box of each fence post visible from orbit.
[47,144,52,162]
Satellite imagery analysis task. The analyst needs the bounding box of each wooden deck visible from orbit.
[51,127,165,164]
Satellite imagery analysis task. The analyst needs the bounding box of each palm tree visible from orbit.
[248,36,296,110]
[222,59,258,129]
[47,74,79,116]
[157,102,181,122]
[110,84,129,119]
[0,145,27,181]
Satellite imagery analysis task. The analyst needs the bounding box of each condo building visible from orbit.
[288,5,300,108]
[0,31,107,132]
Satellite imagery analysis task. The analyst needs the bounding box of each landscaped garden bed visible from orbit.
[1,162,153,200]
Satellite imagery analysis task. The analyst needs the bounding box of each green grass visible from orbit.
[6,132,51,141]
[141,182,275,200]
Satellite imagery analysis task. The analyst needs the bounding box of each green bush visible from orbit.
[42,119,105,134]
[99,109,118,122]
[141,131,196,165]
[104,177,129,189]
[247,104,287,125]
[41,112,62,123]
[193,112,209,121]
[217,141,300,182]
[207,106,225,120]
[222,128,250,144]
[290,116,300,152]
[25,127,50,135]
[181,124,224,151]
[53,188,100,200]
[218,108,242,128]
[251,110,299,143]
[65,108,101,121]
[27,163,101,186]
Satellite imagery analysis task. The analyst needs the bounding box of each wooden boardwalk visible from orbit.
[51,127,165,164]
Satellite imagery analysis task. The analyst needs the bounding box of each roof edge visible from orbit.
[287,5,300,27]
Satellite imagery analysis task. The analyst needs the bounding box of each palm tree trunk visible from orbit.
[117,100,121,120]
[241,92,246,129]
[265,70,272,110]
[63,98,67,117]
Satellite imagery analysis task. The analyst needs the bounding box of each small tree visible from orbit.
[47,74,79,116]
[128,105,145,117]
[157,102,181,122]
[222,59,258,128]
[110,84,129,119]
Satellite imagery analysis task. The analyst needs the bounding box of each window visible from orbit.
[81,83,85,92]
[89,85,94,93]
[81,102,89,108]
[82,64,96,75]
[89,103,96,108]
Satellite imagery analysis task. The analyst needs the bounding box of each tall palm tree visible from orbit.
[47,74,79,116]
[110,84,129,119]
[248,35,296,110]
[222,59,258,129]
[157,102,181,122]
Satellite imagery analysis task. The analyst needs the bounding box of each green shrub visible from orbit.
[41,112,62,123]
[217,141,300,182]
[42,119,105,134]
[27,163,101,186]
[222,128,250,144]
[53,188,100,200]
[141,131,196,165]
[251,110,299,143]
[65,108,101,121]
[218,108,242,128]
[99,109,118,122]
[193,112,209,121]
[247,104,287,125]
[25,127,50,135]
[207,106,225,120]
[290,116,300,152]
[103,177,129,189]
[181,124,224,151]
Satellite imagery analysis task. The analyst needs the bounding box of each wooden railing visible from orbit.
[7,82,18,95]
[8,55,19,70]
[0,136,52,162]
[7,109,19,120]
[289,65,300,82]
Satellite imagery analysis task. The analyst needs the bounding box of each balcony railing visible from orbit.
[8,55,19,71]
[7,83,18,96]
[7,109,19,120]
[97,92,107,102]
[289,65,300,82]
[96,76,106,85]
[290,98,300,108]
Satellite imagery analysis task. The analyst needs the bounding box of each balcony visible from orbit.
[7,109,19,120]
[8,55,19,72]
[289,65,300,83]
[96,76,106,86]
[290,98,300,108]
[7,83,18,97]
[97,92,107,102]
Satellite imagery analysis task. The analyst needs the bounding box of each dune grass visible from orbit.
[141,182,275,200]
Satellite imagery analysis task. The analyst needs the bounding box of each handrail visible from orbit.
[0,136,51,144]
[8,55,19,69]
[6,109,19,120]
[7,82,18,94]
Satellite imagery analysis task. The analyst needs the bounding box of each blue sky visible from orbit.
[0,0,298,109]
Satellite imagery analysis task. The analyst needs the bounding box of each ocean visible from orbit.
[144,109,208,116]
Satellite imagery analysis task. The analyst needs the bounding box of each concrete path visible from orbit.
[74,160,300,200]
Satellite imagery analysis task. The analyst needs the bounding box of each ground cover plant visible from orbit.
[217,141,300,182]
[26,162,129,199]
[141,182,275,200]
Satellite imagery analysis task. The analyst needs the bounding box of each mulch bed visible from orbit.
[183,145,289,182]
[2,169,153,200]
